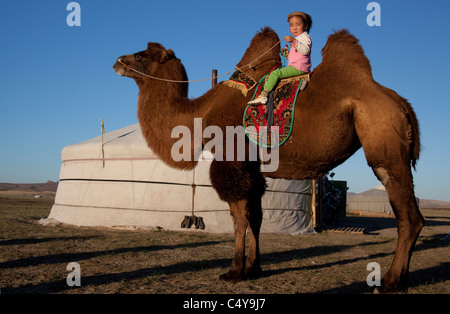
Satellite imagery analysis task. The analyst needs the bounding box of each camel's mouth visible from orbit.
[113,57,131,76]
[113,61,127,76]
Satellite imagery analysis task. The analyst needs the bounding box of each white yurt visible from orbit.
[48,124,315,234]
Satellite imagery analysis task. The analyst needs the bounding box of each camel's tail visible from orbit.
[403,99,421,170]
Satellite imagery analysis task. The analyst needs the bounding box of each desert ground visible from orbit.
[0,195,448,295]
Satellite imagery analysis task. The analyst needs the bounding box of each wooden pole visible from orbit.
[312,177,324,230]
[312,179,316,227]
[212,69,217,88]
[101,119,105,168]
[316,176,324,229]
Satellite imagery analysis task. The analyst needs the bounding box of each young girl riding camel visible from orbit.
[248,11,312,106]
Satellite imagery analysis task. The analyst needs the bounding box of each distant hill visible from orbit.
[1,182,449,209]
[348,186,450,209]
[418,199,450,209]
[0,181,58,195]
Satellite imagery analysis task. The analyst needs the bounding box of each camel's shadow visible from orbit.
[2,236,448,294]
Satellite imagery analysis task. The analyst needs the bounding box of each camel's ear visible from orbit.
[159,49,175,64]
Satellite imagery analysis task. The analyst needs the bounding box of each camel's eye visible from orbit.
[135,53,142,62]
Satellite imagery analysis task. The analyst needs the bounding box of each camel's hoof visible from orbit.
[373,283,407,294]
[373,286,396,294]
[219,270,244,283]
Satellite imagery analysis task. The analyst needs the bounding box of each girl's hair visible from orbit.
[287,11,313,32]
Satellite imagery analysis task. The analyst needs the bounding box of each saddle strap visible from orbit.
[279,73,310,91]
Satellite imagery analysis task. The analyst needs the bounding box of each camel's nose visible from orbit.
[115,56,129,69]
[116,55,129,63]
[113,56,128,76]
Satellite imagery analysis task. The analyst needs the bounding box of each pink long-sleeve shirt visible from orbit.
[288,32,312,73]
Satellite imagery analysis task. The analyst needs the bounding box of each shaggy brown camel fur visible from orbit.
[113,27,423,292]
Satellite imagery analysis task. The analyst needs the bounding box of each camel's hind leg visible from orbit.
[209,160,265,282]
[356,90,423,291]
[372,166,424,292]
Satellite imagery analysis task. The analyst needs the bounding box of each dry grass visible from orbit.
[0,196,448,294]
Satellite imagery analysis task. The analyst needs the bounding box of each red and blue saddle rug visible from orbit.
[241,73,309,147]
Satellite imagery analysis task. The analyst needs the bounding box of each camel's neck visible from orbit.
[137,79,203,170]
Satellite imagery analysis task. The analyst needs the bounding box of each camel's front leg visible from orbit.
[209,159,266,283]
[219,200,248,282]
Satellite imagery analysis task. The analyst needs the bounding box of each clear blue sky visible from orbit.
[1,0,449,201]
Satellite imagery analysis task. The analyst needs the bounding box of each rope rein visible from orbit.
[117,39,284,84]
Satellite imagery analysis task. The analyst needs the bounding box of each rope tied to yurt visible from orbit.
[181,166,205,229]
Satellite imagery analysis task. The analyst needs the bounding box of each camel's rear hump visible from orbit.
[321,29,373,77]
[321,30,420,169]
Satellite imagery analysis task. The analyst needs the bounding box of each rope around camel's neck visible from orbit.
[119,38,283,83]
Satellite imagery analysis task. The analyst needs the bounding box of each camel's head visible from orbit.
[236,27,282,80]
[113,42,179,81]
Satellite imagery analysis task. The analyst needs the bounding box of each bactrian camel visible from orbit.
[113,27,423,292]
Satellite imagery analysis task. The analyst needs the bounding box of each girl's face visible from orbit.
[289,16,306,36]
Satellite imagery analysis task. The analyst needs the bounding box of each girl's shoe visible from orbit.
[248,96,268,106]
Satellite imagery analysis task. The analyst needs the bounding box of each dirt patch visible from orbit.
[0,197,448,294]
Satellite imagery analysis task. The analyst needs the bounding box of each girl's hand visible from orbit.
[284,36,295,43]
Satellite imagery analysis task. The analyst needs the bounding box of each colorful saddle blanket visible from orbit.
[242,73,310,147]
